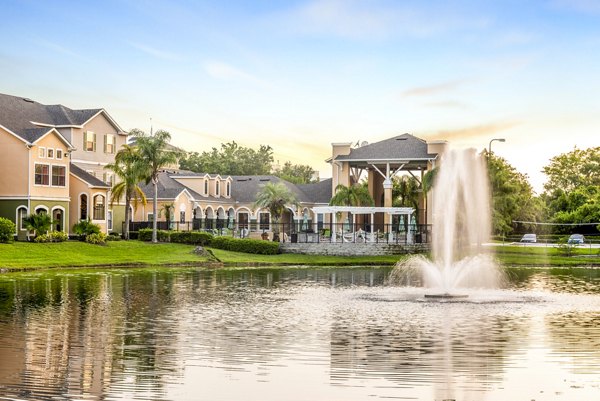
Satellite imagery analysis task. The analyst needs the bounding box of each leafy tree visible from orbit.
[487,152,544,236]
[23,213,56,238]
[180,141,273,175]
[254,182,299,242]
[159,203,176,230]
[543,146,600,194]
[329,183,374,207]
[72,219,101,240]
[105,144,147,239]
[392,175,419,209]
[542,147,600,234]
[272,161,316,184]
[133,129,181,243]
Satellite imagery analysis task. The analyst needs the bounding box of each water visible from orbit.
[1,266,600,400]
[393,149,503,292]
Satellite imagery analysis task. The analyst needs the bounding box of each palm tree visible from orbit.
[159,203,175,230]
[23,213,56,239]
[254,182,299,242]
[132,129,181,243]
[392,175,420,209]
[329,183,374,230]
[105,144,147,239]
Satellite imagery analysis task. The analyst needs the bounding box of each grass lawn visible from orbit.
[0,241,212,269]
[494,245,600,266]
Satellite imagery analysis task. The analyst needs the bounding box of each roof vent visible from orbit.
[396,137,407,141]
[22,98,34,103]
[259,178,270,182]
[237,179,248,182]
[360,141,368,147]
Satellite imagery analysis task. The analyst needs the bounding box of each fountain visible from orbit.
[390,148,504,297]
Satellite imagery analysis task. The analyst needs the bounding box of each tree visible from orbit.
[23,213,56,238]
[272,161,316,184]
[159,203,175,230]
[254,182,299,242]
[329,183,374,208]
[133,129,181,243]
[392,175,419,209]
[180,141,273,175]
[105,144,147,239]
[487,151,544,236]
[543,146,600,194]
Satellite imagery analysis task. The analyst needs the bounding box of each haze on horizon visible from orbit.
[2,0,599,193]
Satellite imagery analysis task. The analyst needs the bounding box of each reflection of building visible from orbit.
[0,93,127,238]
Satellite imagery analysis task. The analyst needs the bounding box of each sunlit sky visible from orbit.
[2,0,599,192]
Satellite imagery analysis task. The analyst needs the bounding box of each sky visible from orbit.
[1,0,599,193]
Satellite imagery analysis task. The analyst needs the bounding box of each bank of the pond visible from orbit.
[1,241,599,272]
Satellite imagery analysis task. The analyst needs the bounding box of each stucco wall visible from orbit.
[30,132,70,199]
[0,128,28,196]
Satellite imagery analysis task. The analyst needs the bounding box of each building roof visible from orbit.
[296,178,333,204]
[139,172,206,201]
[70,163,110,188]
[231,175,332,205]
[0,93,122,142]
[334,133,438,164]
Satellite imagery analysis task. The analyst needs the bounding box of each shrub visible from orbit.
[107,232,121,241]
[32,231,69,243]
[86,232,108,245]
[209,236,280,255]
[138,228,171,242]
[170,231,213,245]
[0,217,15,243]
[34,234,50,243]
[73,220,101,240]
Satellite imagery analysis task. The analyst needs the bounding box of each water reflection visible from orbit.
[0,267,599,400]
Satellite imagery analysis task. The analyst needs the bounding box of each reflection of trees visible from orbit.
[545,311,600,375]
[506,267,600,294]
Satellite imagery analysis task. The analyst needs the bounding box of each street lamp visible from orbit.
[488,138,506,154]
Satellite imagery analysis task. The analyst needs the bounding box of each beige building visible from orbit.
[0,93,126,238]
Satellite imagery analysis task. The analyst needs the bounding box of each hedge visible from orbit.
[209,236,280,255]
[138,229,213,245]
[0,217,16,243]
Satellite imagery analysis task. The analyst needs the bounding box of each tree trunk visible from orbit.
[152,177,158,243]
[124,193,131,240]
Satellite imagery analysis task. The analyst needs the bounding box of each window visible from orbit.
[259,212,270,230]
[56,149,63,160]
[216,181,220,196]
[47,148,54,159]
[180,211,185,224]
[104,134,115,154]
[103,172,114,187]
[93,194,105,220]
[17,207,27,231]
[35,164,50,185]
[147,213,154,222]
[52,165,66,186]
[226,182,231,197]
[38,147,46,158]
[84,131,96,152]
[204,180,209,195]
[80,194,88,220]
[107,210,113,231]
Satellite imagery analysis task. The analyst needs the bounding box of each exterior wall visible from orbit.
[69,113,126,173]
[30,133,70,200]
[110,204,126,234]
[0,128,29,196]
[171,176,208,197]
[68,175,108,233]
[0,199,28,240]
[330,143,352,194]
[29,199,69,233]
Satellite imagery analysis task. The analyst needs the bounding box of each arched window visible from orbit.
[93,194,105,220]
[80,194,88,220]
[216,181,220,196]
[204,180,209,195]
[16,206,27,231]
[226,182,231,197]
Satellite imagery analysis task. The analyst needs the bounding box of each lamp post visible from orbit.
[488,138,506,154]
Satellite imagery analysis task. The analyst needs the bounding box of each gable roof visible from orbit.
[139,172,205,200]
[0,93,123,143]
[70,163,110,188]
[334,133,437,162]
[231,175,332,204]
[296,178,332,204]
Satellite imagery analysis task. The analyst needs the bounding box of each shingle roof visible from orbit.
[139,172,206,200]
[70,163,110,188]
[0,93,108,143]
[296,178,332,204]
[334,133,437,162]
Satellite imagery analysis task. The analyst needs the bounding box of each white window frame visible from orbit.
[56,149,63,160]
[51,165,67,187]
[107,209,113,231]
[16,206,28,232]
[204,180,208,196]
[84,131,96,152]
[259,212,271,231]
[226,181,231,197]
[104,134,116,154]
[38,147,46,158]
[47,148,54,159]
[92,194,106,221]
[216,181,220,197]
[34,163,50,186]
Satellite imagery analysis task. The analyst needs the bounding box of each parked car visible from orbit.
[568,234,585,244]
[520,233,537,243]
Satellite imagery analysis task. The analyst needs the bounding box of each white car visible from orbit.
[520,234,537,243]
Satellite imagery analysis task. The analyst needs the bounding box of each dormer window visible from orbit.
[226,181,231,197]
[216,181,220,196]
[204,180,209,196]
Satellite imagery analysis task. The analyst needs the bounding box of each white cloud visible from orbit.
[277,0,489,40]
[128,42,181,61]
[203,60,268,86]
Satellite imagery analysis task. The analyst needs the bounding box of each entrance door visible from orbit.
[52,209,63,232]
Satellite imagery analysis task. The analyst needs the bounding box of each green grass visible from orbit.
[209,248,403,265]
[0,241,212,269]
[494,245,600,266]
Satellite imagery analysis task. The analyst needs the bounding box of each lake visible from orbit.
[1,266,600,400]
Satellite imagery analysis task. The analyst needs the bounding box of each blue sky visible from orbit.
[2,0,600,192]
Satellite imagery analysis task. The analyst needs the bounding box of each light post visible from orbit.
[488,138,505,154]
